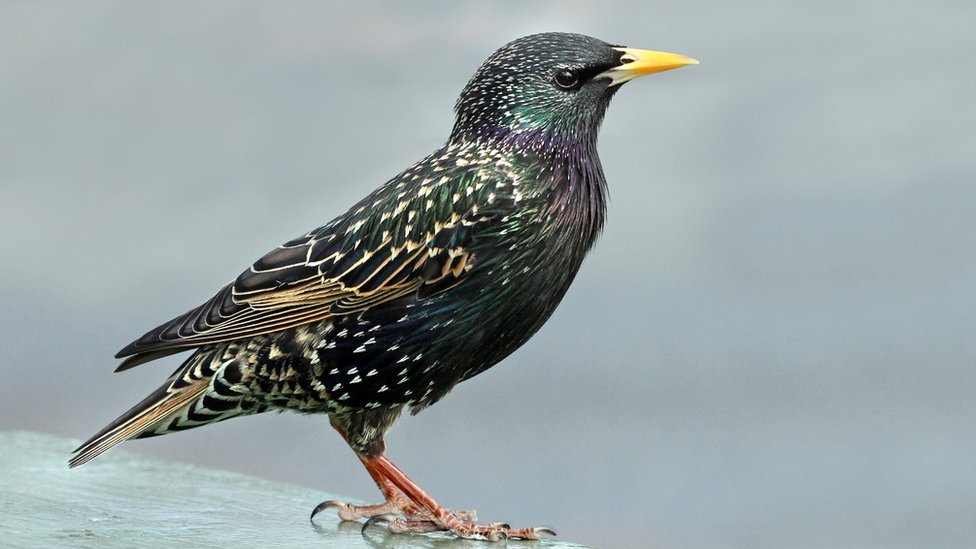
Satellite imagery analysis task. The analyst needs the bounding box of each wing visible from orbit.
[115,153,516,371]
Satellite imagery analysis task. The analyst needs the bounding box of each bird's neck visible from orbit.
[495,126,609,252]
[448,124,609,251]
[544,137,609,254]
[450,122,598,160]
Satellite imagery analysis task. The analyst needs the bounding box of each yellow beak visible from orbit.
[599,47,699,86]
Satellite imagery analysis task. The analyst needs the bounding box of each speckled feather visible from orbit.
[71,33,627,467]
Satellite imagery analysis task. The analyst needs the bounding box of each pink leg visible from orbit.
[363,453,555,541]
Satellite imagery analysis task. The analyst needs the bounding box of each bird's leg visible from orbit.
[311,455,477,523]
[362,453,555,541]
[311,422,475,524]
[311,458,421,521]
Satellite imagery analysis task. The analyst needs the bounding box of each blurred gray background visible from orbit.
[2,1,974,547]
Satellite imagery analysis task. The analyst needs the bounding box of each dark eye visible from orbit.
[553,69,580,90]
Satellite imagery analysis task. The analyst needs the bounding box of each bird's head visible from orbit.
[448,32,697,151]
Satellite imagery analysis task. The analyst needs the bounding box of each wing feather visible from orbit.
[115,156,514,366]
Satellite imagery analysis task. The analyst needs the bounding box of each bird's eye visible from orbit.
[553,69,580,90]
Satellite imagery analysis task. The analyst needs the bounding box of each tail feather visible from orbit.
[69,379,209,468]
[70,348,252,468]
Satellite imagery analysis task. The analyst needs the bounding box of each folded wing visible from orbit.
[116,160,510,371]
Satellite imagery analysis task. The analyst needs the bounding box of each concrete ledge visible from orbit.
[0,431,587,547]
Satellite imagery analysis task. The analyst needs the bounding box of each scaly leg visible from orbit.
[311,455,476,523]
[360,453,555,541]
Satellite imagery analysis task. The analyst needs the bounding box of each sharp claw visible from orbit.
[535,526,557,537]
[361,514,391,535]
[319,495,555,542]
[310,500,342,523]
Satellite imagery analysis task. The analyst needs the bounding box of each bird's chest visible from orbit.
[450,170,603,372]
[300,161,604,412]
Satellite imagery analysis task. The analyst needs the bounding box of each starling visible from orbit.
[70,32,696,541]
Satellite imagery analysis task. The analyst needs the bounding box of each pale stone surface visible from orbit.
[0,431,586,548]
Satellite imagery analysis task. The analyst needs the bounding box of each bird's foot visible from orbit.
[312,498,405,522]
[311,493,476,523]
[366,513,556,541]
[318,448,557,542]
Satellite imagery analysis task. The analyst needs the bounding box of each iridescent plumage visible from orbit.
[71,32,696,541]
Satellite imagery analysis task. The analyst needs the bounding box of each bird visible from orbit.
[70,32,696,541]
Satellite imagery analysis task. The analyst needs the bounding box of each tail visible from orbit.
[70,350,251,468]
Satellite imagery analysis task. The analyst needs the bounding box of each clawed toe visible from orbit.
[315,454,557,541]
[536,526,557,537]
[361,514,391,533]
[375,517,444,535]
[316,498,554,541]
[458,524,557,541]
[310,500,341,522]
[311,498,407,522]
[311,499,369,522]
[361,512,555,541]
